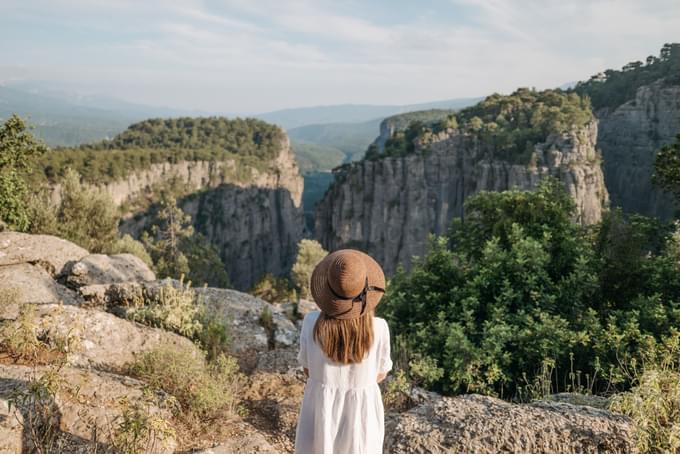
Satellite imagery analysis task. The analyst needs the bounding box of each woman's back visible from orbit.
[295,310,393,453]
[298,310,392,389]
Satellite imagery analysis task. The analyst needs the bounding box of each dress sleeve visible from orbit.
[297,315,309,369]
[378,319,393,374]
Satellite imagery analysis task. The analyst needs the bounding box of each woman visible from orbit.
[295,249,393,453]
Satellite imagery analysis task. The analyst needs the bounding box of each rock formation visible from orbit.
[0,232,642,453]
[315,122,609,274]
[108,135,304,291]
[597,79,680,218]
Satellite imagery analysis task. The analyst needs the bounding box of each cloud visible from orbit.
[1,0,678,112]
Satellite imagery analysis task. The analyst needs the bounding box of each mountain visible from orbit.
[254,97,482,130]
[0,83,206,146]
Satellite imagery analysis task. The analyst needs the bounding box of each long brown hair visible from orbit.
[313,311,374,364]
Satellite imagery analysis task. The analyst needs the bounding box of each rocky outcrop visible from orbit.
[316,122,609,274]
[64,253,155,288]
[0,232,88,276]
[597,79,680,218]
[29,304,200,371]
[0,398,22,453]
[385,393,635,453]
[0,364,177,453]
[119,138,304,291]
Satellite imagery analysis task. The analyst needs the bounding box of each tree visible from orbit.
[53,169,120,252]
[142,197,193,280]
[141,196,230,287]
[0,115,48,231]
[653,133,680,201]
[291,239,328,298]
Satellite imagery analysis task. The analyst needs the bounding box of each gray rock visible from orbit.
[196,288,298,363]
[0,364,177,453]
[296,298,318,317]
[0,263,80,319]
[0,232,88,276]
[65,253,155,288]
[30,304,200,370]
[598,80,680,219]
[315,122,608,275]
[385,393,636,453]
[195,432,278,454]
[0,398,22,454]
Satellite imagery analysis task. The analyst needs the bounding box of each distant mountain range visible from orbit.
[254,97,481,130]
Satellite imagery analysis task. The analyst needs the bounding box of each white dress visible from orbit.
[295,311,393,454]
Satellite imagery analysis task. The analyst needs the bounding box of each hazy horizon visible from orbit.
[2,0,679,113]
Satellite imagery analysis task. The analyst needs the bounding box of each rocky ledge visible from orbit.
[0,232,636,453]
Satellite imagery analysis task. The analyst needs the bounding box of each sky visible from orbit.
[1,0,679,113]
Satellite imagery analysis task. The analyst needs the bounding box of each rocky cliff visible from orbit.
[597,79,680,218]
[103,137,304,291]
[315,122,608,274]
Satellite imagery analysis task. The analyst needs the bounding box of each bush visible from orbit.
[379,179,680,397]
[128,347,243,419]
[0,301,76,365]
[291,239,328,298]
[0,115,48,231]
[127,280,231,358]
[610,332,680,453]
[251,273,296,304]
[128,280,202,338]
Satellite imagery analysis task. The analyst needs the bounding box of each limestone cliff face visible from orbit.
[597,80,680,218]
[315,122,608,274]
[111,137,304,290]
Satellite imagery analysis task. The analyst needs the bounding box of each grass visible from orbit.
[0,301,77,366]
[610,332,680,453]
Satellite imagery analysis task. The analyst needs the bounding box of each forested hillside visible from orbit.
[35,117,286,184]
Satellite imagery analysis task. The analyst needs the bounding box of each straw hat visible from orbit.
[310,249,386,320]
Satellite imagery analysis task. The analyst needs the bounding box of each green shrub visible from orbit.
[291,239,328,298]
[379,179,680,397]
[127,280,231,358]
[251,273,296,304]
[128,280,202,338]
[129,347,243,419]
[611,332,680,453]
[113,397,176,454]
[381,369,413,412]
[0,115,49,232]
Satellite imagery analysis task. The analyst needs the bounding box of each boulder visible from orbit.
[65,254,155,288]
[243,372,305,453]
[385,393,636,453]
[0,264,80,319]
[0,398,22,453]
[255,347,299,374]
[31,304,201,371]
[195,431,278,454]
[196,288,298,358]
[0,364,176,453]
[0,232,88,276]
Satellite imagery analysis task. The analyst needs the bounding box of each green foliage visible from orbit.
[128,280,203,338]
[379,179,680,397]
[574,43,680,110]
[127,280,232,359]
[0,115,48,231]
[129,347,243,419]
[381,369,413,412]
[292,140,347,174]
[113,397,176,454]
[251,273,297,304]
[372,89,593,163]
[610,331,680,454]
[35,117,284,185]
[141,196,229,287]
[291,239,328,298]
[654,133,680,201]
